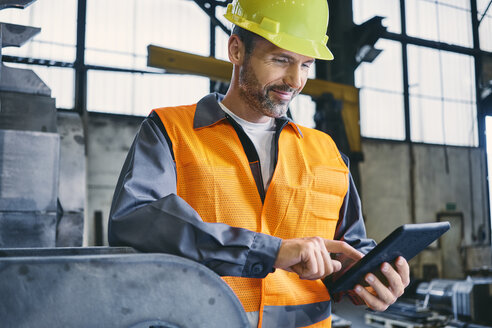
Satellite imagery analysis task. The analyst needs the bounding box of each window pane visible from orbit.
[215,3,232,28]
[406,0,473,48]
[478,0,492,52]
[215,26,230,62]
[6,63,74,109]
[356,39,404,139]
[408,46,477,146]
[478,0,491,13]
[87,70,209,115]
[360,89,405,140]
[290,95,316,128]
[408,46,476,103]
[437,0,470,10]
[410,97,478,146]
[0,0,77,62]
[86,0,210,70]
[356,39,403,92]
[353,0,401,34]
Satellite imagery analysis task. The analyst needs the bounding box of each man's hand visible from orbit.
[274,238,364,280]
[354,256,410,311]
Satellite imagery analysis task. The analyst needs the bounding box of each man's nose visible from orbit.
[284,65,303,90]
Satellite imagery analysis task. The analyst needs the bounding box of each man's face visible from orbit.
[237,38,315,119]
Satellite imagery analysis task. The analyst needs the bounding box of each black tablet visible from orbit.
[324,222,450,294]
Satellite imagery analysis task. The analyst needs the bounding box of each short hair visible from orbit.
[232,25,261,56]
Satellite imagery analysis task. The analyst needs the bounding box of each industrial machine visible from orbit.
[0,0,85,248]
[365,278,492,328]
[0,247,249,328]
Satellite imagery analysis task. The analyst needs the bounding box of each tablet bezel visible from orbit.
[324,222,450,294]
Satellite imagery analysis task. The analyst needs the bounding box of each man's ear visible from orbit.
[228,34,245,65]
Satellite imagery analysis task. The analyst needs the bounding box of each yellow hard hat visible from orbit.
[223,0,334,60]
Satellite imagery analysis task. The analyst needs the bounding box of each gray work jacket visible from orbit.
[108,93,375,279]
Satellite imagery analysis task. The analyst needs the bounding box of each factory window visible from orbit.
[290,95,317,129]
[215,25,230,62]
[408,46,478,145]
[353,0,480,147]
[0,0,77,62]
[353,0,402,33]
[85,0,211,113]
[479,0,492,52]
[214,5,231,62]
[355,39,405,140]
[406,0,473,48]
[0,0,77,109]
[86,0,210,70]
[87,70,209,116]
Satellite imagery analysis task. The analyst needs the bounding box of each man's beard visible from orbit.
[238,59,299,118]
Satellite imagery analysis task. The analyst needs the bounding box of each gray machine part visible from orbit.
[0,0,36,10]
[0,251,249,328]
[0,91,57,132]
[0,246,138,257]
[0,63,51,95]
[416,278,492,324]
[55,212,83,247]
[0,129,59,248]
[0,129,59,212]
[0,212,56,247]
[0,23,40,47]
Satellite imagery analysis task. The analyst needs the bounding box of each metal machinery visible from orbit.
[0,247,249,327]
[0,2,249,327]
[0,0,85,248]
[364,278,492,328]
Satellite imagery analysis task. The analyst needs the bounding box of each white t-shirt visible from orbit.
[219,102,276,191]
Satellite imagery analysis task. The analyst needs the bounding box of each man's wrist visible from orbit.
[242,233,281,278]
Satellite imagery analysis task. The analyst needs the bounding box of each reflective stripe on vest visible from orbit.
[155,105,349,328]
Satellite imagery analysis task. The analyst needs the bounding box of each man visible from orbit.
[109,0,410,327]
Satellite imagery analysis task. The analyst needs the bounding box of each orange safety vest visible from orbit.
[155,104,349,328]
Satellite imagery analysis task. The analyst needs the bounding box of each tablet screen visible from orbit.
[324,222,450,294]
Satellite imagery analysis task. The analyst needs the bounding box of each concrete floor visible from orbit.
[332,297,371,328]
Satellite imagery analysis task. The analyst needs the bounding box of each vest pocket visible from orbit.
[311,165,349,196]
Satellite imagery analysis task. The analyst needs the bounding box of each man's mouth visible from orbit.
[271,88,294,101]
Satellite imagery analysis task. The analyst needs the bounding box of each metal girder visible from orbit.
[479,0,492,26]
[0,63,51,95]
[0,23,40,47]
[192,0,231,35]
[0,0,35,10]
[148,45,362,152]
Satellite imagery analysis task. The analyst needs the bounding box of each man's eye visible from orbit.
[274,58,289,63]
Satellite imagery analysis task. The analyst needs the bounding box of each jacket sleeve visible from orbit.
[108,113,281,278]
[330,153,377,304]
[334,154,376,254]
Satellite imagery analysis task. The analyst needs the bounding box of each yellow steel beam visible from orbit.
[148,45,361,153]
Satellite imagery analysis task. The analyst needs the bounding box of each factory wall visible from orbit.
[86,112,142,246]
[83,114,492,278]
[360,139,491,279]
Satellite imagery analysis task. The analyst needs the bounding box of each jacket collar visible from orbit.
[193,93,303,138]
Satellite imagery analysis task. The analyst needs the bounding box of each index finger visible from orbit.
[324,240,364,261]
